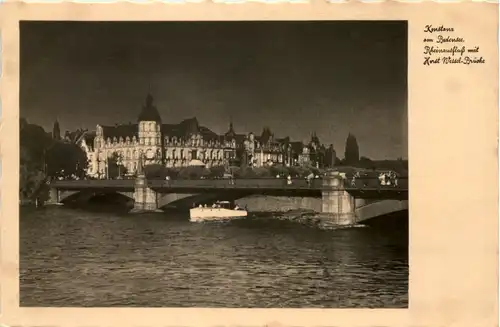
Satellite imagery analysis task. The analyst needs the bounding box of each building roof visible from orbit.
[102,124,138,139]
[83,131,96,145]
[179,117,199,135]
[233,133,246,143]
[290,141,304,153]
[162,118,223,142]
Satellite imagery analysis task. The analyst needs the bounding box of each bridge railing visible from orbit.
[148,178,316,189]
[50,177,408,191]
[346,177,409,190]
[148,177,408,191]
[51,179,135,188]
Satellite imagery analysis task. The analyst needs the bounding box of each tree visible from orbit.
[270,165,289,177]
[165,167,181,179]
[288,166,312,178]
[46,142,89,179]
[359,156,375,170]
[19,148,47,201]
[209,165,226,178]
[20,121,53,171]
[145,164,168,180]
[178,166,210,180]
[234,167,257,179]
[344,133,360,166]
[106,152,127,179]
[19,121,54,202]
[253,167,271,178]
[236,147,247,168]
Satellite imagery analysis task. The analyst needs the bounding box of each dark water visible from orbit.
[20,205,408,308]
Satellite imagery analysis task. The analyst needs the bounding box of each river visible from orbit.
[20,205,408,308]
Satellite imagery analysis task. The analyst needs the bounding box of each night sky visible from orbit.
[20,21,407,160]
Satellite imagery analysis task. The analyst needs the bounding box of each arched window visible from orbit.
[145,138,150,145]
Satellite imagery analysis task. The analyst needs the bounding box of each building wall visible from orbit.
[82,122,334,178]
[86,123,239,178]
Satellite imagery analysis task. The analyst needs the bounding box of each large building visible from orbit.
[71,93,336,178]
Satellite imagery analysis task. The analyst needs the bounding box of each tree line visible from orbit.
[20,119,89,203]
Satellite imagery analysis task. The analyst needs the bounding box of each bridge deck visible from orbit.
[50,178,408,199]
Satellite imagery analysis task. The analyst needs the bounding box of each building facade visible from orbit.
[74,93,336,178]
[79,94,241,178]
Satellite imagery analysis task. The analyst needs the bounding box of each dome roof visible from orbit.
[138,93,162,123]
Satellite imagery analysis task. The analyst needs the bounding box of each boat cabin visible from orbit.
[216,201,231,208]
[194,201,246,211]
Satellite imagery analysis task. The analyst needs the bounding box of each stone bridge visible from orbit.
[48,172,408,225]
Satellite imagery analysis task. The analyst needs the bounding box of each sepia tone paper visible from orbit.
[0,2,498,327]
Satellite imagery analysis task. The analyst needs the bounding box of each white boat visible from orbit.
[190,201,247,222]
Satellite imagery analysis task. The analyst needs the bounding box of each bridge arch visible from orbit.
[57,189,134,204]
[156,192,245,209]
[355,199,408,223]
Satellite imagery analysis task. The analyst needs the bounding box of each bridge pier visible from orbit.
[45,187,61,205]
[130,174,161,213]
[320,171,356,226]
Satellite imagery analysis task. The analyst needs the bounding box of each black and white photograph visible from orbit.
[19,20,409,308]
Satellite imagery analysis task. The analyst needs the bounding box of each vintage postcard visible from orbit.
[0,2,498,327]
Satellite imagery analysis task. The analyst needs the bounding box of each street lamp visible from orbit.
[117,154,123,179]
[105,156,109,179]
